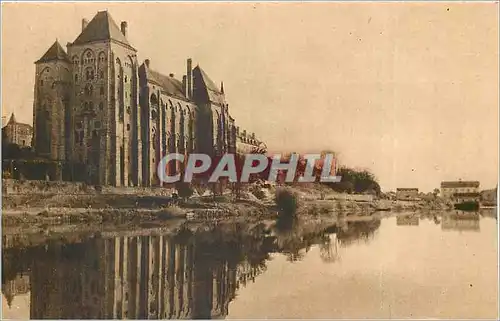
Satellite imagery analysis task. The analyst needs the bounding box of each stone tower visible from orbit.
[67,11,141,186]
[33,40,72,179]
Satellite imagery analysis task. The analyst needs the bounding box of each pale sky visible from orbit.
[1,2,498,192]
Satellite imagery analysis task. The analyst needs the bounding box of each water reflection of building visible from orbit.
[441,216,480,232]
[11,232,265,319]
[3,219,384,319]
[3,273,30,308]
[396,216,420,226]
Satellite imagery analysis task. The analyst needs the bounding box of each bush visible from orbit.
[155,205,186,220]
[252,189,267,200]
[176,182,194,200]
[275,188,299,218]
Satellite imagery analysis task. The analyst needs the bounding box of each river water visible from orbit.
[2,212,498,319]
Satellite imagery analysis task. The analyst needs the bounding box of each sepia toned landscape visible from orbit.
[1,2,499,319]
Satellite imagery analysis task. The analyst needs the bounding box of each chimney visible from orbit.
[220,81,224,94]
[144,59,150,68]
[187,58,192,99]
[182,75,187,95]
[82,19,89,31]
[120,21,128,37]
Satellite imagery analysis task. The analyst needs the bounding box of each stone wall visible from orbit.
[2,179,175,196]
[333,194,374,202]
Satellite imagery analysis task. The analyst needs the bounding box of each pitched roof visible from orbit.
[36,40,70,63]
[140,63,190,101]
[5,113,33,130]
[193,66,226,105]
[73,11,134,49]
[8,113,16,124]
[147,69,188,100]
[441,181,480,188]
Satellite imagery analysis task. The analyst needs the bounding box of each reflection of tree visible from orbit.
[337,219,381,247]
[273,218,343,263]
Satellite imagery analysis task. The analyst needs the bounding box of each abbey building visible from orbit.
[33,11,265,187]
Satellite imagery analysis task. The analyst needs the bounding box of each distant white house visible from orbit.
[441,180,480,198]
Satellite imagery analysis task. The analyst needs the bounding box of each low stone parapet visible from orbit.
[2,179,176,196]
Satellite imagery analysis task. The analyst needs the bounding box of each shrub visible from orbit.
[156,205,186,220]
[176,182,194,201]
[252,189,267,200]
[275,188,299,218]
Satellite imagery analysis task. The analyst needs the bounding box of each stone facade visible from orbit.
[33,11,264,187]
[395,188,419,201]
[235,127,267,154]
[2,113,33,147]
[440,180,480,198]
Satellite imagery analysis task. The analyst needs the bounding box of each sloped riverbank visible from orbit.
[2,179,456,232]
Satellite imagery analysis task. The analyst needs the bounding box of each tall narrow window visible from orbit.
[85,84,93,96]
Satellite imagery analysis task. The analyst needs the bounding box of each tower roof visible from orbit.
[72,11,134,50]
[35,40,70,64]
[7,113,16,124]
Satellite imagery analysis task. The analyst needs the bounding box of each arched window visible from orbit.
[85,67,94,80]
[150,94,158,106]
[98,52,106,63]
[99,102,104,110]
[82,49,95,65]
[152,128,157,150]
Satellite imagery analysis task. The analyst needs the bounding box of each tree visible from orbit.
[326,166,380,195]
